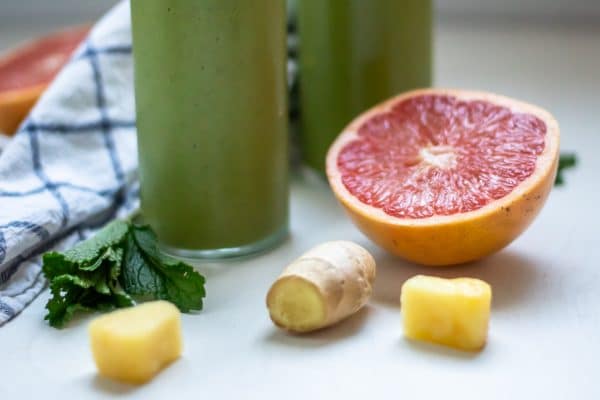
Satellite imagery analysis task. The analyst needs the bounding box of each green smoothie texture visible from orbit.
[131,0,289,252]
[297,0,432,173]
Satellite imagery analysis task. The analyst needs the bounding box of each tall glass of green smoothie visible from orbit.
[131,0,289,258]
[297,0,432,173]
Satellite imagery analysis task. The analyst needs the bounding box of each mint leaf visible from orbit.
[45,280,87,327]
[555,153,577,186]
[42,220,206,328]
[63,220,128,266]
[121,225,205,313]
[45,274,133,328]
[43,220,128,278]
[44,246,134,327]
[42,221,132,328]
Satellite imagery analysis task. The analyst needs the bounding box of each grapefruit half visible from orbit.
[326,89,560,266]
[0,25,89,135]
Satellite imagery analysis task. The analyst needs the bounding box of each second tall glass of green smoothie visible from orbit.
[131,0,289,258]
[297,0,432,173]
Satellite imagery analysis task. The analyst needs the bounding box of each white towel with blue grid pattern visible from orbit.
[0,1,138,325]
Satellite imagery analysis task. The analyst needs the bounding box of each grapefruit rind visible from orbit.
[0,84,46,135]
[326,89,560,266]
[0,25,89,135]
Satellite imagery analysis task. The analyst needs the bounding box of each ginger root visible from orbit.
[267,241,376,333]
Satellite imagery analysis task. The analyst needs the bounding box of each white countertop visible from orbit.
[1,17,600,400]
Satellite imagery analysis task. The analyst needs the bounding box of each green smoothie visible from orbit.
[297,0,432,173]
[131,0,289,257]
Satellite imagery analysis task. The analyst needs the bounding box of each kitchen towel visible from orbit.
[0,1,137,326]
[0,0,298,326]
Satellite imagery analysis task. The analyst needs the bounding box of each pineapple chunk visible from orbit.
[401,275,492,351]
[89,301,183,384]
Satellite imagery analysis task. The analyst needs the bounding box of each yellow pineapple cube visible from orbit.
[401,275,492,351]
[89,301,183,384]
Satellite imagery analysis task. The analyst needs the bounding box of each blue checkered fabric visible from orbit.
[0,1,138,325]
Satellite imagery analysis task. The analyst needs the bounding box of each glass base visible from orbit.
[159,225,289,261]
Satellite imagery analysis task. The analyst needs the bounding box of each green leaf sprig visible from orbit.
[555,153,578,186]
[42,220,205,328]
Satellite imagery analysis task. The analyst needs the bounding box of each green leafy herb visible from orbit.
[42,220,205,328]
[120,225,205,313]
[555,153,578,186]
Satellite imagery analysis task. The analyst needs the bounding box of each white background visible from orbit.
[2,0,600,26]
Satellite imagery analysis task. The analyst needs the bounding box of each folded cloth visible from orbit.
[0,1,138,326]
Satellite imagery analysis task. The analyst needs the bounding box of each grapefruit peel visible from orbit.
[0,25,89,135]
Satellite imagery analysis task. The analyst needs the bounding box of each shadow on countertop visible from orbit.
[263,306,374,349]
[371,248,542,311]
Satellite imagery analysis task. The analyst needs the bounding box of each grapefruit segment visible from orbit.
[0,25,89,135]
[327,89,560,266]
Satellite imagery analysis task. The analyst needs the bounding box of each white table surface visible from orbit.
[1,17,599,400]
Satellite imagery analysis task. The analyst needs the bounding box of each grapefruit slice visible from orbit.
[326,89,560,266]
[0,25,89,135]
